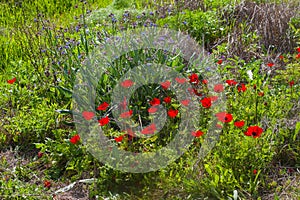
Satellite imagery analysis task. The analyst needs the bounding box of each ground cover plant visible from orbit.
[0,0,299,199]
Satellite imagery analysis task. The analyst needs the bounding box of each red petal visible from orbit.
[175,77,186,84]
[161,80,171,90]
[148,106,158,113]
[234,120,245,128]
[168,109,178,118]
[70,134,80,144]
[97,102,109,111]
[150,98,160,106]
[214,84,224,92]
[226,79,237,86]
[141,123,156,134]
[163,96,171,104]
[82,111,95,120]
[44,180,51,188]
[7,77,16,84]
[121,79,134,88]
[215,112,233,123]
[189,73,199,84]
[120,110,133,118]
[98,116,110,126]
[114,135,124,142]
[201,97,212,108]
[181,99,190,106]
[191,130,204,137]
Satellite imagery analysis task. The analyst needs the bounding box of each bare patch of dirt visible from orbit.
[0,149,91,200]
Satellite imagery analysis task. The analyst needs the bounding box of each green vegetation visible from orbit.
[0,0,299,199]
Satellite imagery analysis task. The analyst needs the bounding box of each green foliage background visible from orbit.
[0,0,299,199]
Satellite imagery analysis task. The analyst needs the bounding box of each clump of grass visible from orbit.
[221,0,299,60]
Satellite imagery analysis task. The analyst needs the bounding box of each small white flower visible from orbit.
[247,70,253,80]
[233,190,238,200]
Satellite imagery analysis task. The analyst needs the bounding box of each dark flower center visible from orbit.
[252,131,257,136]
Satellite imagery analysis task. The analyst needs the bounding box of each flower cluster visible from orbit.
[75,66,275,145]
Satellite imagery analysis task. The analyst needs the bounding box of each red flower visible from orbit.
[237,83,247,92]
[189,73,199,84]
[289,80,295,87]
[215,112,233,123]
[253,84,257,90]
[38,151,43,158]
[114,135,124,142]
[296,54,300,59]
[150,97,160,106]
[44,180,51,188]
[163,96,171,104]
[181,99,190,106]
[148,106,158,113]
[141,123,156,134]
[7,77,16,84]
[98,116,110,126]
[97,102,109,111]
[202,79,208,84]
[175,77,186,84]
[201,97,212,108]
[297,47,300,52]
[217,59,223,65]
[244,125,263,138]
[279,55,284,60]
[267,62,274,67]
[82,111,95,120]
[120,110,133,118]
[161,80,171,90]
[121,79,134,88]
[168,109,178,118]
[191,130,205,137]
[70,134,80,144]
[234,120,245,128]
[226,79,237,86]
[214,84,224,92]
[253,169,257,175]
[258,92,264,97]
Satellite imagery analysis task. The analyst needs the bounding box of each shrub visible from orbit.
[157,10,226,50]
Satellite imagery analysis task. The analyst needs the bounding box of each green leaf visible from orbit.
[175,65,184,72]
[55,86,73,98]
[204,164,212,176]
[34,143,45,149]
[171,104,181,109]
[214,173,219,184]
